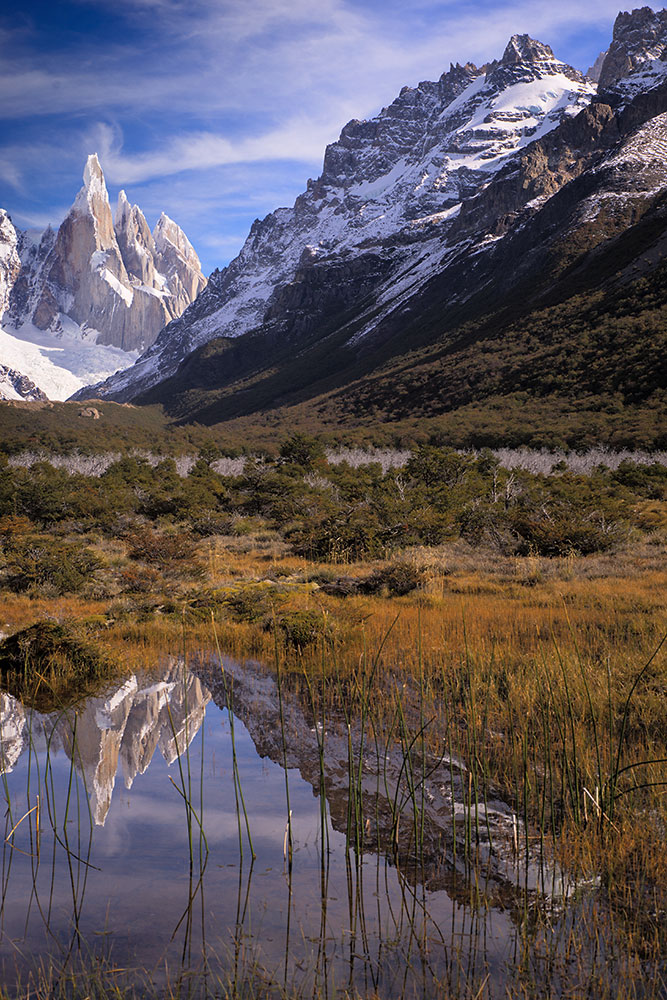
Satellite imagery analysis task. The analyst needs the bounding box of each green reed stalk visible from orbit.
[392,694,435,866]
[211,613,254,860]
[479,670,494,855]
[319,639,330,857]
[522,731,530,889]
[607,632,666,820]
[301,661,329,857]
[354,614,400,860]
[452,718,470,870]
[418,607,426,872]
[541,651,575,828]
[354,631,368,860]
[563,612,604,822]
[273,625,293,870]
[441,672,457,867]
[462,617,482,855]
[553,640,581,825]
[165,696,194,870]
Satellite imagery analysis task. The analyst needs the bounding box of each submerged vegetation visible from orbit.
[0,430,665,997]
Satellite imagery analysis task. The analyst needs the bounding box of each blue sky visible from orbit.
[0,0,655,275]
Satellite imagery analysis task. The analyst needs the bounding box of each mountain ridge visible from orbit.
[80,30,596,402]
[39,8,667,443]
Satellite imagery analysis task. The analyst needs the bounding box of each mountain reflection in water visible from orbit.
[0,655,597,998]
[0,663,210,825]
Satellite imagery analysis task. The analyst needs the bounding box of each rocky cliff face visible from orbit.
[3,155,207,354]
[0,210,21,316]
[82,34,595,401]
[598,6,667,102]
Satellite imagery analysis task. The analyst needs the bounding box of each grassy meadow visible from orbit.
[0,425,665,997]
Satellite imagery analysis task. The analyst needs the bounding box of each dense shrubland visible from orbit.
[0,434,665,598]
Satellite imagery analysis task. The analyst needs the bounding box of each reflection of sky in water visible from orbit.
[0,662,517,996]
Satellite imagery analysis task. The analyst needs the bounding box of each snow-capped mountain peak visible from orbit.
[154,212,200,267]
[82,31,599,403]
[75,153,110,218]
[500,34,557,66]
[0,156,207,399]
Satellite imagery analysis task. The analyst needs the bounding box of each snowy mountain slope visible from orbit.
[144,111,667,428]
[82,34,595,402]
[77,8,667,425]
[0,322,138,400]
[126,23,667,427]
[0,157,206,399]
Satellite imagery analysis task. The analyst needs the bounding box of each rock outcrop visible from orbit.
[598,6,667,101]
[0,365,48,401]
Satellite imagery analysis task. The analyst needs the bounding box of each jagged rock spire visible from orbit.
[3,154,207,356]
[501,34,556,65]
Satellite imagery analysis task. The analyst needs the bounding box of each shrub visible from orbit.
[3,539,102,595]
[222,586,274,623]
[287,509,387,562]
[119,564,161,593]
[276,609,329,650]
[317,575,360,597]
[0,621,118,712]
[279,433,326,471]
[511,510,626,556]
[360,562,426,596]
[189,512,235,537]
[126,527,197,567]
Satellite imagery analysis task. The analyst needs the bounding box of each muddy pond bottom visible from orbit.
[0,655,585,998]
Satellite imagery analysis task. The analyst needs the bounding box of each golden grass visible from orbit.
[1,534,665,897]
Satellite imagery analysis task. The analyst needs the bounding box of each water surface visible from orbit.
[0,655,577,997]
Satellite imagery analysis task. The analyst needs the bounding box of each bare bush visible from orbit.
[8,449,123,476]
[7,446,665,481]
[7,449,246,479]
[325,447,411,473]
[211,456,246,477]
[326,446,667,476]
[481,447,667,475]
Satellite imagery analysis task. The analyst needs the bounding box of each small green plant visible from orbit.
[223,586,274,623]
[276,609,329,650]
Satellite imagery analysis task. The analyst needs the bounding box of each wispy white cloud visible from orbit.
[93,116,342,184]
[50,0,630,189]
[0,158,24,192]
[7,206,71,230]
[1,0,653,272]
[0,0,630,126]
